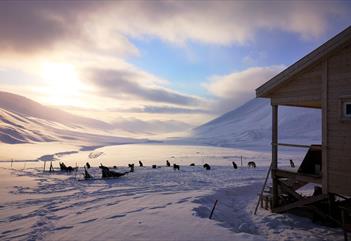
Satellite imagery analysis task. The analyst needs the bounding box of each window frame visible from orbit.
[340,96,351,121]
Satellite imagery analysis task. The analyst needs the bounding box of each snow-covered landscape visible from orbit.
[0,91,342,241]
[0,161,344,241]
[2,2,350,240]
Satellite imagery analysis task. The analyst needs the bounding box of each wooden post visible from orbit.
[43,161,46,172]
[240,156,243,167]
[272,104,279,208]
[322,59,328,194]
[209,200,218,219]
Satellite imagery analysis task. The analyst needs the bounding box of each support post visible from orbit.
[322,59,328,194]
[272,104,279,208]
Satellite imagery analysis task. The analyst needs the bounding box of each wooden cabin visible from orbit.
[256,26,351,214]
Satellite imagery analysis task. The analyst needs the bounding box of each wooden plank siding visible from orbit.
[269,63,322,107]
[326,42,351,196]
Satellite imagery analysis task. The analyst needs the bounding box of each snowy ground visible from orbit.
[0,165,344,241]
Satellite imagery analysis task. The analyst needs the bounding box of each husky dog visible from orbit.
[248,161,256,168]
[232,161,238,169]
[166,160,171,167]
[190,163,195,166]
[203,163,211,170]
[139,161,144,167]
[173,164,180,170]
[59,162,77,172]
[128,163,135,172]
[99,164,128,178]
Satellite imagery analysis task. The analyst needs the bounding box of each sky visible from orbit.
[0,0,350,136]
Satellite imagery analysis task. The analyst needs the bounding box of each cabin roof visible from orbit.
[256,26,351,98]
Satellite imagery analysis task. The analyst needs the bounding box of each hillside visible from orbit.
[0,92,144,145]
[180,98,321,150]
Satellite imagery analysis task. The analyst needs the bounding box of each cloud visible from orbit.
[0,1,348,56]
[94,1,349,45]
[204,66,285,114]
[0,1,138,56]
[86,68,202,106]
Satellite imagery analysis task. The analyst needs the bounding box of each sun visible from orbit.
[40,62,84,106]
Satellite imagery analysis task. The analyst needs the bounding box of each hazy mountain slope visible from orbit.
[0,91,192,139]
[0,92,145,144]
[0,91,111,130]
[0,107,140,144]
[186,98,321,149]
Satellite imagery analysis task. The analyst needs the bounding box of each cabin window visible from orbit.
[341,97,351,120]
[344,102,351,118]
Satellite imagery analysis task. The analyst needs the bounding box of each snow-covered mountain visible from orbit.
[0,91,143,144]
[181,98,321,150]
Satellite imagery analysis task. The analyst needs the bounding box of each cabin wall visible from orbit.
[327,42,351,195]
[270,64,322,108]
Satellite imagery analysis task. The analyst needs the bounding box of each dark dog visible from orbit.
[289,159,295,168]
[203,163,211,170]
[232,161,238,169]
[190,163,195,166]
[86,162,91,169]
[59,162,77,173]
[128,163,134,172]
[173,164,180,170]
[248,161,256,168]
[139,161,144,167]
[152,165,157,169]
[166,160,171,167]
[99,164,128,178]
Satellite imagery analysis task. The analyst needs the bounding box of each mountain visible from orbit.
[0,91,111,130]
[0,91,143,145]
[180,98,321,150]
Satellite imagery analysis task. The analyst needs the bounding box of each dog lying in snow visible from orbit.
[190,163,195,166]
[203,163,211,170]
[248,161,256,168]
[99,164,128,178]
[59,162,77,172]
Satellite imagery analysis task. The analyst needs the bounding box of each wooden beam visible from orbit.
[322,59,329,194]
[276,143,310,149]
[277,180,303,200]
[272,104,279,208]
[272,194,328,213]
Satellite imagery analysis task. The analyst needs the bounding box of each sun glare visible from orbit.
[40,62,84,106]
